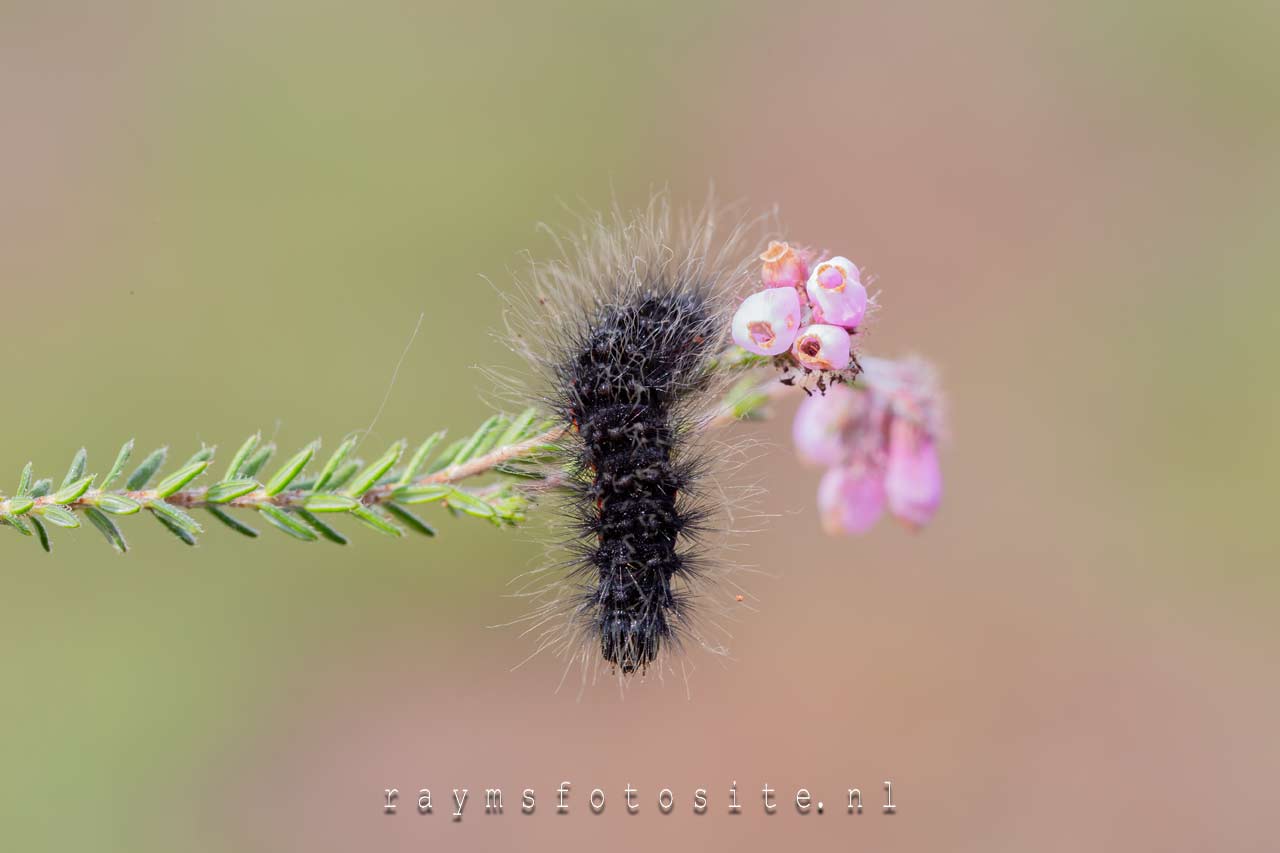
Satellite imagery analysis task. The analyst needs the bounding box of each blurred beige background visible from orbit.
[2,1,1277,850]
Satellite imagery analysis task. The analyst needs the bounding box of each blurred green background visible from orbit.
[2,1,1277,850]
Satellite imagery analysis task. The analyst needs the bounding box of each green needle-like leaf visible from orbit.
[100,439,134,489]
[153,512,197,545]
[93,494,141,515]
[205,479,259,504]
[31,516,51,552]
[314,436,358,492]
[155,461,210,498]
[37,505,80,528]
[493,463,545,480]
[61,448,88,490]
[207,506,258,538]
[126,447,168,490]
[258,505,317,541]
[52,475,96,505]
[17,463,32,497]
[398,431,446,486]
[391,484,450,505]
[303,494,360,513]
[4,515,32,536]
[6,497,35,516]
[451,416,504,466]
[425,439,465,474]
[343,441,404,497]
[264,442,317,496]
[494,407,540,447]
[322,461,359,492]
[224,434,260,480]
[85,507,128,553]
[148,501,202,538]
[296,509,348,545]
[444,487,495,519]
[239,444,275,479]
[349,505,403,537]
[385,503,436,537]
[183,445,216,467]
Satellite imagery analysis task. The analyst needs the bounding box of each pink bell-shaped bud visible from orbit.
[885,417,942,528]
[818,461,886,535]
[791,323,852,371]
[806,256,868,330]
[792,383,861,467]
[731,287,802,356]
[759,240,809,290]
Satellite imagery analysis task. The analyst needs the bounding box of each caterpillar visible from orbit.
[506,199,761,678]
[557,288,715,673]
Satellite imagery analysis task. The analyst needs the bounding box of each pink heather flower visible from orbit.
[791,323,852,372]
[885,418,942,528]
[862,355,947,442]
[818,462,886,535]
[792,383,861,467]
[731,287,802,356]
[792,355,945,536]
[759,240,809,290]
[806,256,868,329]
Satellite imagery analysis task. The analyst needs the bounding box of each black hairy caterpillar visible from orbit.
[556,288,716,673]
[503,198,763,679]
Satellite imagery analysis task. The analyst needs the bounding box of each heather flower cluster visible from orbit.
[731,242,867,372]
[728,240,943,536]
[793,357,944,534]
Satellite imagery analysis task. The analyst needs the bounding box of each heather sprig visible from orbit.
[0,410,562,553]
